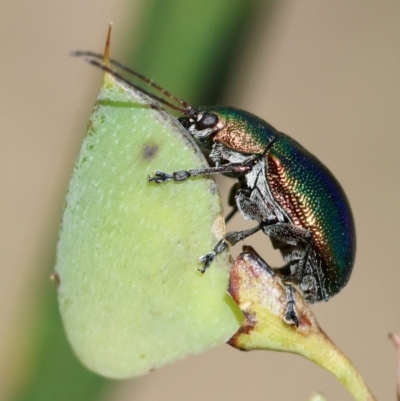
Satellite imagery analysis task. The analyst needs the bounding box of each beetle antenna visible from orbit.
[83,57,193,116]
[73,50,194,115]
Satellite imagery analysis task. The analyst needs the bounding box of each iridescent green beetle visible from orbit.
[77,53,356,325]
[172,107,356,325]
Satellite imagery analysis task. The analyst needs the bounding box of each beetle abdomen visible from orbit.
[267,133,356,298]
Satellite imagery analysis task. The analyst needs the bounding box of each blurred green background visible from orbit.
[1,1,399,400]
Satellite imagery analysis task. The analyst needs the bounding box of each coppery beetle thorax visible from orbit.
[214,124,267,155]
[202,107,277,155]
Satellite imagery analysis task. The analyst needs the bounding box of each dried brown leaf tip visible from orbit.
[103,22,112,67]
[227,246,376,401]
[389,333,400,401]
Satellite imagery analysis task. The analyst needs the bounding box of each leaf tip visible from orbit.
[103,23,112,67]
[102,23,113,86]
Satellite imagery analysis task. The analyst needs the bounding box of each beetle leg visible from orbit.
[262,222,312,246]
[198,239,228,273]
[283,284,299,326]
[224,206,238,224]
[199,224,263,273]
[225,224,264,247]
[263,223,312,262]
[235,187,271,222]
[148,163,252,183]
[225,182,242,223]
[262,222,313,284]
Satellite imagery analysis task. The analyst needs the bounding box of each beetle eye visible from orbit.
[195,113,218,130]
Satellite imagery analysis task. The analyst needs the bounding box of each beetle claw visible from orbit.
[198,252,216,273]
[283,307,299,327]
[148,170,173,183]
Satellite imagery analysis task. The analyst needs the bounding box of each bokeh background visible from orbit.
[1,1,399,400]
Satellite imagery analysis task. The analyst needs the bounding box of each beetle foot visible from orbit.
[148,170,173,183]
[198,239,228,273]
[283,304,299,326]
[283,284,299,326]
[198,252,216,273]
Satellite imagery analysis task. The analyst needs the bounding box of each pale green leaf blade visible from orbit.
[55,75,242,379]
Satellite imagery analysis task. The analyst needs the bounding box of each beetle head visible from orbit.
[178,110,223,147]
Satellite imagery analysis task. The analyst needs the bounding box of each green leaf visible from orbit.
[55,75,242,379]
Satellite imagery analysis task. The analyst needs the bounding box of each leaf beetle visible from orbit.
[76,52,356,325]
